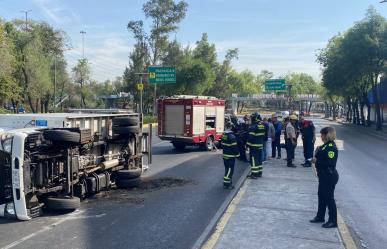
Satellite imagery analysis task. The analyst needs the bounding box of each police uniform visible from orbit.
[300,119,315,166]
[312,141,339,228]
[247,116,265,178]
[221,131,240,188]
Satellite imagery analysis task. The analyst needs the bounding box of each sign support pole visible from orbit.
[140,76,143,114]
[154,83,157,116]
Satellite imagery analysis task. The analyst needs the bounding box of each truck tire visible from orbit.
[116,178,141,188]
[113,126,140,135]
[44,130,80,143]
[113,116,139,126]
[203,136,214,151]
[116,168,142,180]
[45,196,80,210]
[172,142,186,151]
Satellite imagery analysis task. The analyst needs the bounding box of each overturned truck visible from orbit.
[0,111,151,220]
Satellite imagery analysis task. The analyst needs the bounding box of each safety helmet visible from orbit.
[251,112,261,123]
[289,114,298,120]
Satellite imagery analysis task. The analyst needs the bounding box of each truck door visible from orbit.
[0,139,13,205]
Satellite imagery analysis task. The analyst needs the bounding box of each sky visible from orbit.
[1,0,387,82]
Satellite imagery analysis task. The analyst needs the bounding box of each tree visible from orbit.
[0,20,20,109]
[72,58,90,108]
[126,0,188,112]
[193,33,218,69]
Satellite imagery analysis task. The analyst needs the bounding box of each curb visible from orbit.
[191,164,250,249]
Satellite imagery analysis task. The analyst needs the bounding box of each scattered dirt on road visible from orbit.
[136,177,193,192]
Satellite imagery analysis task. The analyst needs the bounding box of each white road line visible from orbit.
[153,141,167,146]
[2,210,84,249]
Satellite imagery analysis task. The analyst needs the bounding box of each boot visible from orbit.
[322,221,337,228]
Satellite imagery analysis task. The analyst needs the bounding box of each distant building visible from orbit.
[368,79,387,124]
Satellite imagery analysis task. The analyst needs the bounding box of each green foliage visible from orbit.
[317,6,387,128]
[143,115,157,124]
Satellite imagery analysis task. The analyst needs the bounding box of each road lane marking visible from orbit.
[2,210,84,249]
[201,180,250,249]
[153,141,167,146]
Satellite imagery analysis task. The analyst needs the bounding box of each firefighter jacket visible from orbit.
[246,122,266,149]
[221,131,240,159]
[315,141,338,177]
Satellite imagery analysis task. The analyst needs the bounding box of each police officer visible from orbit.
[310,127,339,228]
[247,112,266,178]
[221,122,240,189]
[300,112,316,167]
[285,115,298,167]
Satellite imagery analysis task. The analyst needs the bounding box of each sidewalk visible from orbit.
[204,148,345,249]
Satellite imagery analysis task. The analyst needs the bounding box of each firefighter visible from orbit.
[300,112,316,167]
[310,126,339,228]
[221,121,240,189]
[236,118,248,162]
[247,112,266,178]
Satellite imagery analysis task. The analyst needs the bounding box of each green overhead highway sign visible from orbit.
[265,79,286,91]
[148,66,176,84]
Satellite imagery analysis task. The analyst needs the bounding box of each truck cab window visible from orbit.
[206,116,216,129]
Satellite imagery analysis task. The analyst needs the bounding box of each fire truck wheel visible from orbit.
[203,136,214,151]
[113,126,140,135]
[113,116,139,126]
[172,142,186,150]
[116,177,141,188]
[45,196,80,210]
[43,130,80,143]
[116,168,142,179]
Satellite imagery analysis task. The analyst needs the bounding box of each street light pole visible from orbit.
[80,30,86,59]
[20,10,32,30]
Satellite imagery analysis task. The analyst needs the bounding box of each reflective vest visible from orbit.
[221,132,239,158]
[247,122,265,148]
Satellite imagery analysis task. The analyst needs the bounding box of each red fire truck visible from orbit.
[157,95,225,150]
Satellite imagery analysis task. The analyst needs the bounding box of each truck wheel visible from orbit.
[45,196,80,211]
[172,142,186,150]
[113,116,139,126]
[116,168,142,179]
[44,130,80,143]
[203,136,214,151]
[116,178,141,188]
[113,126,140,135]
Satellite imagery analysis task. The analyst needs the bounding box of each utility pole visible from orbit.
[53,56,57,111]
[20,10,32,30]
[80,30,86,59]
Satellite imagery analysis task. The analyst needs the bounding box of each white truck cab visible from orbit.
[0,111,151,220]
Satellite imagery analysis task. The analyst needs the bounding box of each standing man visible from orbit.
[271,114,283,159]
[285,115,298,167]
[300,112,316,167]
[247,112,266,178]
[262,117,269,163]
[266,118,275,160]
[236,118,248,162]
[221,122,240,189]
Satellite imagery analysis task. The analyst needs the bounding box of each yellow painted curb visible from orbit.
[337,211,358,249]
[202,180,250,249]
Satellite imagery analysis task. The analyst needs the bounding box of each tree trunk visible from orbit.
[360,101,365,126]
[372,76,382,130]
[355,100,360,125]
[21,67,36,113]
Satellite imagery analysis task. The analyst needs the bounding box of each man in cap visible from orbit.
[299,112,316,167]
[271,113,283,159]
[247,112,266,178]
[285,114,298,167]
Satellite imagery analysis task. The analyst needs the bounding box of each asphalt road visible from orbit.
[312,118,387,249]
[0,127,248,249]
